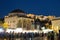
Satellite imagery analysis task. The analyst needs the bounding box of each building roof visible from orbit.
[8,9,27,17]
[52,17,60,21]
[6,9,34,19]
[10,9,25,13]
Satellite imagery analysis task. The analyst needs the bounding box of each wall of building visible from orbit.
[5,15,34,30]
[18,17,34,30]
[4,16,18,28]
[52,19,60,33]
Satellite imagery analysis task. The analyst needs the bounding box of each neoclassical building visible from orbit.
[51,17,60,33]
[4,9,34,30]
[4,9,56,30]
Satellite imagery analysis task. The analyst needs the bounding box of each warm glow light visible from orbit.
[0,28,4,32]
[41,27,45,30]
[6,28,23,33]
[57,26,58,30]
[52,26,53,30]
[6,28,44,33]
[56,26,59,33]
[14,28,22,33]
[6,29,15,33]
[42,29,53,33]
[3,22,9,29]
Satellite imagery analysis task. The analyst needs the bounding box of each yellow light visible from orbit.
[52,26,53,30]
[3,22,9,29]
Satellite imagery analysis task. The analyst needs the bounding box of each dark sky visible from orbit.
[0,0,60,18]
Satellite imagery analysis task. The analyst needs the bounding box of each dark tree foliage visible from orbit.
[0,18,4,23]
[34,18,52,29]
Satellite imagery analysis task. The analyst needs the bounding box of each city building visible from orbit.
[4,9,34,30]
[4,9,57,30]
[47,16,56,20]
[51,17,60,33]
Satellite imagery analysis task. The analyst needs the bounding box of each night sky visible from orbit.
[0,0,60,18]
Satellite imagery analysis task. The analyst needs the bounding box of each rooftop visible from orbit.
[10,9,25,13]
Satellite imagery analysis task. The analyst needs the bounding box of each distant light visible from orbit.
[42,29,53,33]
[14,28,22,33]
[6,28,23,33]
[0,28,4,32]
[41,27,45,30]
[6,29,15,33]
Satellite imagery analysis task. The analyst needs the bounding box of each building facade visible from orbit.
[51,17,60,33]
[4,9,57,30]
[4,9,34,30]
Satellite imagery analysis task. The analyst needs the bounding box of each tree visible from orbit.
[34,18,52,29]
[44,18,52,29]
[34,18,41,30]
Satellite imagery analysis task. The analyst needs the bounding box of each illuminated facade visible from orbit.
[4,9,34,30]
[51,17,60,33]
[4,9,57,30]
